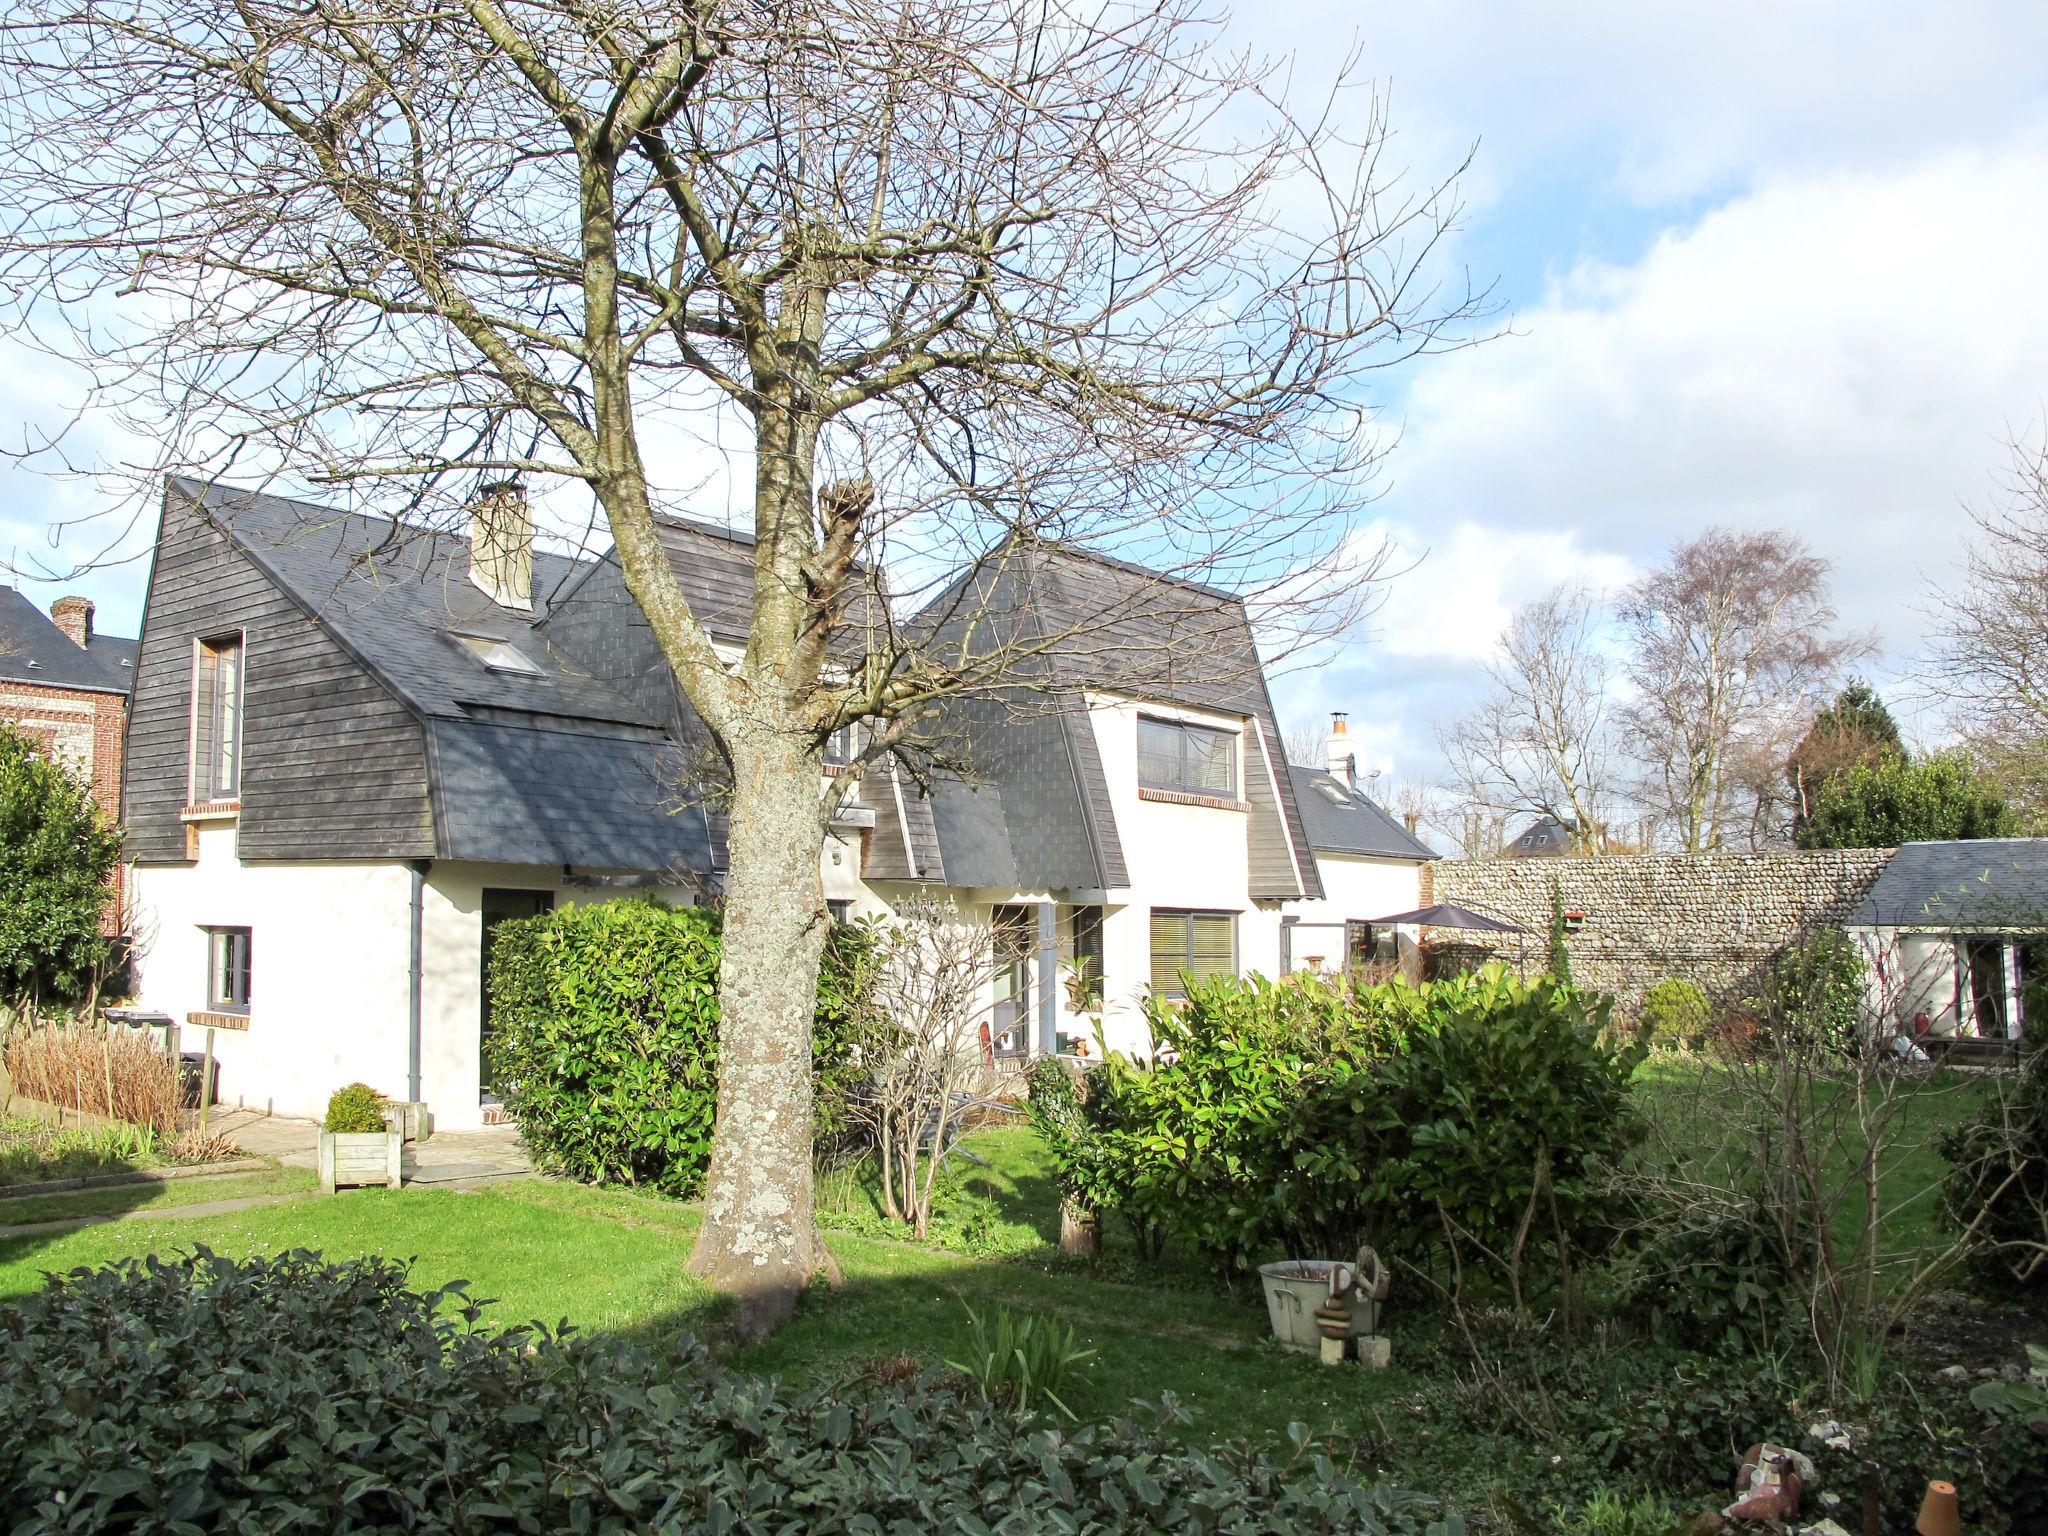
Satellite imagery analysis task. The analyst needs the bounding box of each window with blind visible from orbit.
[1149,909,1235,997]
[1136,716,1236,797]
[192,634,245,801]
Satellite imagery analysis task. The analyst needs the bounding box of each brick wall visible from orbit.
[1422,846,1896,1015]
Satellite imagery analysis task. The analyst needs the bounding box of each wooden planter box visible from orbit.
[318,1129,403,1194]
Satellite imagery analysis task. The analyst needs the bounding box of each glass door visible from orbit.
[990,904,1032,1057]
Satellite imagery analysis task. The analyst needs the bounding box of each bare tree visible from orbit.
[1618,529,1867,853]
[0,0,1486,1331]
[1439,583,1615,855]
[852,898,998,1242]
[1924,436,2048,827]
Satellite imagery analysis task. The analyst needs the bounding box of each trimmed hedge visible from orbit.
[484,899,878,1193]
[0,1247,1466,1535]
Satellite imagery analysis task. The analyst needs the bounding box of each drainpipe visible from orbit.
[1037,900,1059,1057]
[407,861,429,1104]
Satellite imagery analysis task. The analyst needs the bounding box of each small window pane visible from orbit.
[1149,912,1187,995]
[1137,719,1183,786]
[1185,728,1234,793]
[1188,914,1234,977]
[207,926,252,1013]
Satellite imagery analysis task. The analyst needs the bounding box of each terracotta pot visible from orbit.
[1915,1479,1960,1536]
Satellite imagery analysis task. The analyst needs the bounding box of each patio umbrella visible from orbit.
[1361,902,1524,934]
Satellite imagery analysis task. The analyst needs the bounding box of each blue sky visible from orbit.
[6,1,2048,802]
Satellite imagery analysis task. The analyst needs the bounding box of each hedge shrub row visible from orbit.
[484,899,878,1194]
[1034,969,1641,1291]
[0,1247,1464,1536]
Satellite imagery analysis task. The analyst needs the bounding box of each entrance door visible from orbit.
[990,904,1033,1058]
[1964,937,2007,1039]
[481,888,554,1099]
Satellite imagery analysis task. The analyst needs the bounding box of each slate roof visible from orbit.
[1286,764,1437,862]
[1846,839,2048,929]
[910,541,1323,899]
[0,587,136,694]
[171,478,710,873]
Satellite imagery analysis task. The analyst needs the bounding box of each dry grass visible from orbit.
[2,1022,182,1134]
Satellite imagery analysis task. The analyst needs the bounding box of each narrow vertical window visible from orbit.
[193,634,245,800]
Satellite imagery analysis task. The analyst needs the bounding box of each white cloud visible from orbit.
[1246,0,2048,206]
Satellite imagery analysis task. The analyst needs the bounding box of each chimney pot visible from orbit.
[468,483,533,612]
[1326,711,1358,789]
[49,595,93,648]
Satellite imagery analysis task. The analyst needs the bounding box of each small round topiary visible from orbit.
[324,1082,388,1133]
[1639,977,1710,1052]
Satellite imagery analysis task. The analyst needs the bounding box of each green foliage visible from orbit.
[1970,1343,2048,1432]
[321,1082,386,1133]
[1638,977,1709,1051]
[944,1299,1098,1420]
[0,722,123,1010]
[1546,880,1574,990]
[1544,1490,1686,1536]
[1611,1199,1792,1350]
[484,898,876,1194]
[1067,970,1639,1299]
[0,1246,1465,1536]
[1756,928,1867,1055]
[1796,748,2014,849]
[1290,970,1642,1290]
[1939,1029,2047,1287]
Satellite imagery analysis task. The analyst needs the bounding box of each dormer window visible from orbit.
[191,633,244,801]
[1137,716,1235,797]
[452,632,543,676]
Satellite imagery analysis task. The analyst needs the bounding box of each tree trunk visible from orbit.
[687,728,839,1337]
[1059,1204,1101,1257]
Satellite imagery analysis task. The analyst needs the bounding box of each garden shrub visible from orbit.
[1940,1027,2046,1287]
[0,1247,1465,1536]
[1638,977,1709,1051]
[322,1081,386,1133]
[1288,970,1641,1291]
[1070,969,1638,1295]
[485,898,877,1194]
[0,722,123,1012]
[1754,928,1867,1055]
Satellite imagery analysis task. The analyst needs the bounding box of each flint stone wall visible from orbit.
[1422,847,1897,1016]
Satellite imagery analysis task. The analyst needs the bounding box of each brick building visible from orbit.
[0,585,137,819]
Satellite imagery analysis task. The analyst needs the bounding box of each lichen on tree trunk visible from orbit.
[687,728,840,1336]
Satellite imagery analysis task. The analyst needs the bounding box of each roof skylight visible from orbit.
[452,632,543,676]
[1314,780,1354,806]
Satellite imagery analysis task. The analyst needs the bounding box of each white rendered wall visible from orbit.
[1855,928,1963,1035]
[128,828,704,1131]
[128,824,414,1125]
[1281,853,1427,974]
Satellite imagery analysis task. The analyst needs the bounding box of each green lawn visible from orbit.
[0,1069,2022,1527]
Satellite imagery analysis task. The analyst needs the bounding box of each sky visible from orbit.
[5,2,2047,811]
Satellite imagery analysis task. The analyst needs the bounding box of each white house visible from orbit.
[1846,838,2048,1055]
[120,478,1340,1126]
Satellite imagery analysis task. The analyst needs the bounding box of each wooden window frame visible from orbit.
[1136,715,1237,798]
[189,630,247,805]
[204,925,253,1015]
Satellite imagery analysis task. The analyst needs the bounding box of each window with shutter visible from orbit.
[1148,909,1237,998]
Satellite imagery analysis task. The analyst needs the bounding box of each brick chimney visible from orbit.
[49,595,93,648]
[467,482,533,612]
[1326,711,1356,790]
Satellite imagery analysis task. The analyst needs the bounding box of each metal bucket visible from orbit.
[1257,1259,1382,1353]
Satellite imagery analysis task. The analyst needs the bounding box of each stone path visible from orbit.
[0,1114,536,1241]
[203,1108,534,1185]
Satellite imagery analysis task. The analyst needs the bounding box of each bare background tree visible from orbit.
[0,0,1485,1329]
[1924,435,2048,829]
[850,898,999,1243]
[1617,528,1868,852]
[1439,583,1615,854]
